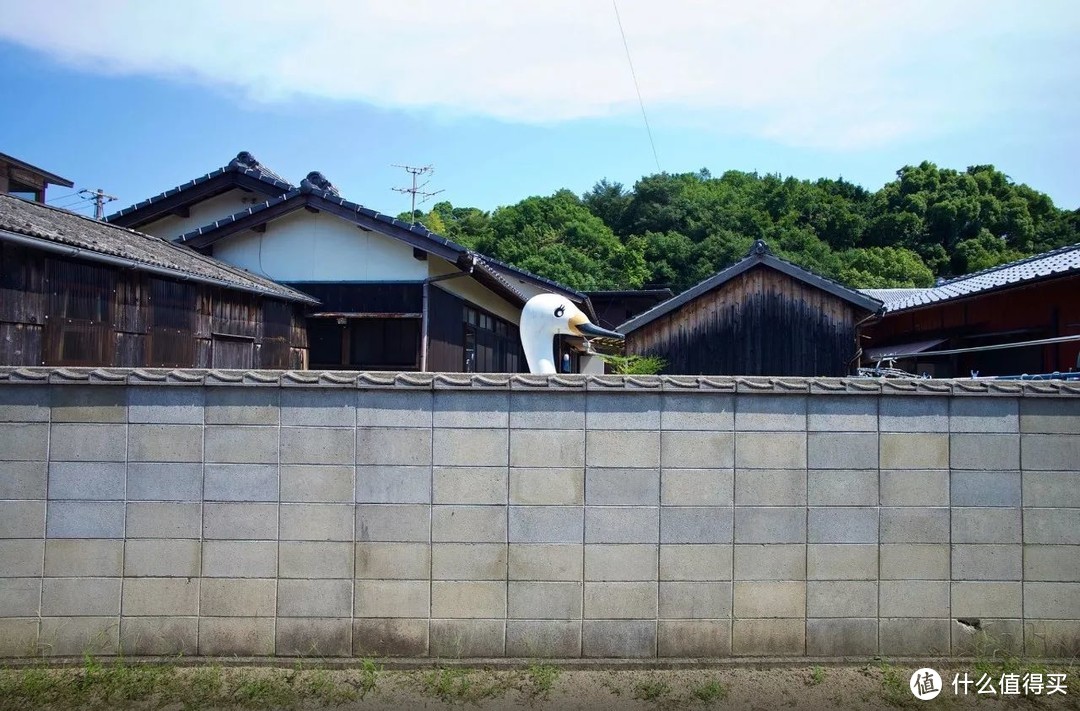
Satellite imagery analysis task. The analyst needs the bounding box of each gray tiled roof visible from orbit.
[0,194,317,304]
[859,288,932,307]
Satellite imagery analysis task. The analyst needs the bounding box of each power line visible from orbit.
[79,188,118,220]
[612,0,661,173]
[391,164,445,220]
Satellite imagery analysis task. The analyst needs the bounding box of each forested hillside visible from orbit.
[402,162,1078,294]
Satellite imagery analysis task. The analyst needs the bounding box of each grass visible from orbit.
[631,677,672,702]
[419,666,515,705]
[691,679,729,704]
[522,662,561,700]
[874,660,915,708]
[808,666,827,686]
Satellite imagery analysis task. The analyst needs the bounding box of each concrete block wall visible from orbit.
[0,369,1078,658]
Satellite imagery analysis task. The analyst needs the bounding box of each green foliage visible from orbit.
[599,353,668,375]
[420,667,512,704]
[691,678,729,703]
[808,666,827,686]
[631,677,672,701]
[522,663,561,700]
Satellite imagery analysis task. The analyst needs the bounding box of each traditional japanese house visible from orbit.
[1,152,74,203]
[586,288,674,331]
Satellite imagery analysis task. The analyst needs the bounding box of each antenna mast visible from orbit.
[79,188,118,220]
[391,164,444,220]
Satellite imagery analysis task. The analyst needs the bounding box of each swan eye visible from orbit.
[554,305,565,318]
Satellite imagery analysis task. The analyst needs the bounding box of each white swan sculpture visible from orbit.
[519,293,624,374]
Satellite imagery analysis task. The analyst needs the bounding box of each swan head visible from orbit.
[519,293,624,374]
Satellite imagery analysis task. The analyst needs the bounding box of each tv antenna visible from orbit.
[391,164,444,220]
[79,188,118,220]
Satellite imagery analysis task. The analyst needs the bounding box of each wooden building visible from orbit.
[861,244,1080,378]
[108,152,597,373]
[621,240,883,376]
[586,288,674,331]
[1,152,73,203]
[0,194,313,368]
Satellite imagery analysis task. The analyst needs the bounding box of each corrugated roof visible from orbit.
[0,194,317,304]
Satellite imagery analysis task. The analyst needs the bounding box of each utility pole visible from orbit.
[391,164,444,221]
[79,188,117,220]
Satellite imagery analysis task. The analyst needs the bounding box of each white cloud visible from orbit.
[2,0,1077,149]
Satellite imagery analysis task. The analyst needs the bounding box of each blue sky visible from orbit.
[2,1,1078,220]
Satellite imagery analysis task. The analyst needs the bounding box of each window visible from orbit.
[462,306,522,373]
[308,317,421,370]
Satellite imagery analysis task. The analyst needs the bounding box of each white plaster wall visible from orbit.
[428,258,521,324]
[141,190,263,241]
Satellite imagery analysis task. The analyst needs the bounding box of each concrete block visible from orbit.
[733,581,805,618]
[280,465,353,503]
[356,504,430,542]
[126,462,202,501]
[952,544,1022,580]
[127,502,202,538]
[277,579,352,617]
[39,617,120,656]
[807,470,877,506]
[199,579,276,617]
[1025,582,1080,619]
[510,468,584,506]
[276,617,351,657]
[356,390,432,429]
[433,466,508,505]
[201,540,277,578]
[431,581,506,618]
[880,508,949,543]
[280,541,353,579]
[735,469,805,506]
[1021,434,1080,471]
[433,428,507,467]
[1024,620,1080,657]
[952,581,1022,618]
[509,506,582,544]
[586,430,660,468]
[807,581,877,618]
[0,539,43,577]
[806,618,877,656]
[47,460,126,499]
[879,433,948,469]
[280,503,353,541]
[952,507,1022,544]
[0,461,46,499]
[44,539,123,577]
[0,579,41,617]
[51,386,125,423]
[1024,508,1080,545]
[354,618,428,656]
[198,618,274,656]
[585,581,656,619]
[1023,472,1080,508]
[47,501,125,538]
[434,391,509,429]
[430,619,505,658]
[586,393,660,430]
[128,387,203,424]
[119,617,197,656]
[202,502,277,540]
[880,544,950,580]
[661,506,733,544]
[661,468,733,507]
[880,619,951,655]
[509,430,587,468]
[879,470,948,506]
[354,580,429,618]
[281,388,355,427]
[356,465,430,504]
[951,470,1020,507]
[1024,544,1080,582]
[586,468,659,506]
[508,581,583,619]
[0,385,48,422]
[880,580,949,617]
[433,505,507,543]
[807,544,877,580]
[585,506,658,544]
[204,425,278,464]
[733,544,804,580]
[807,432,878,470]
[506,620,581,657]
[0,619,37,656]
[880,397,948,432]
[808,507,878,544]
[508,544,582,581]
[733,507,805,544]
[124,539,200,578]
[950,433,1020,470]
[807,396,877,432]
[205,387,279,425]
[0,501,44,538]
[731,619,804,656]
[585,544,657,581]
[952,618,1023,656]
[510,392,585,430]
[1020,398,1080,434]
[734,433,806,469]
[432,543,507,580]
[281,426,354,465]
[658,619,730,657]
[49,424,123,462]
[41,578,121,616]
[659,581,731,618]
[660,393,734,431]
[128,424,202,462]
[582,620,655,658]
[121,578,198,616]
[735,395,806,431]
[355,542,430,580]
[660,544,732,581]
[203,464,278,502]
[661,431,735,469]
[951,397,1018,433]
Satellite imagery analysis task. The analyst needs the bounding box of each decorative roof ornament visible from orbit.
[300,171,340,196]
[750,239,771,256]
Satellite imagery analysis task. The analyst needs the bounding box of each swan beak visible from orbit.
[569,313,624,340]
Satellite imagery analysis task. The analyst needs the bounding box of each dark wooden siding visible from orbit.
[627,266,866,376]
[427,284,465,372]
[426,285,526,373]
[283,282,423,314]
